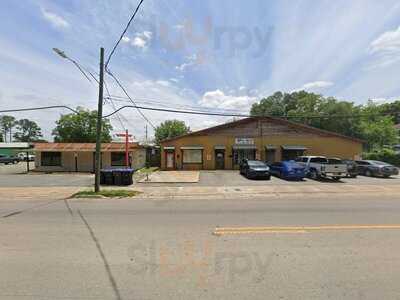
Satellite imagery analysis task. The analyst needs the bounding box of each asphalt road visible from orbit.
[1,194,400,300]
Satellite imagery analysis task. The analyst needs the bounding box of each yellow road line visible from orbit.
[213,225,400,235]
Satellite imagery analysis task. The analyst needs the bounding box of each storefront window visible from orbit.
[233,149,256,165]
[111,152,126,166]
[182,149,202,164]
[41,152,61,166]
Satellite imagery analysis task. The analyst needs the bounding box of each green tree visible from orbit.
[359,117,398,150]
[52,107,113,143]
[154,120,190,144]
[251,91,399,149]
[0,115,16,142]
[13,119,43,142]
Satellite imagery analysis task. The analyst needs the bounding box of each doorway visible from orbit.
[166,151,175,170]
[266,149,276,164]
[215,150,225,169]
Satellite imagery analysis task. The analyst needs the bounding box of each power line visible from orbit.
[0,106,79,114]
[103,79,126,131]
[103,104,400,120]
[2,104,399,122]
[105,0,146,70]
[106,70,156,129]
[106,95,246,114]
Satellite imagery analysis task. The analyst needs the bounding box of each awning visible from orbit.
[0,143,34,149]
[281,145,308,151]
[232,145,257,150]
[180,146,204,150]
[214,145,226,150]
[265,145,277,150]
[163,146,175,150]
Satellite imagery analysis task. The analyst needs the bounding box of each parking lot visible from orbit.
[136,170,400,187]
[0,162,93,187]
[1,161,399,188]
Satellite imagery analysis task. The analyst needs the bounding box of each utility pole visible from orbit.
[145,124,148,142]
[94,47,104,193]
[125,129,129,167]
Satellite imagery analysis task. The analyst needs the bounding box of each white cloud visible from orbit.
[122,31,153,50]
[291,81,333,92]
[41,8,69,29]
[198,89,258,111]
[368,26,400,68]
[176,54,199,72]
[370,26,400,54]
[301,81,334,90]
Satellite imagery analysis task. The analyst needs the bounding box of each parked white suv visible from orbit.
[295,156,348,180]
[17,153,35,162]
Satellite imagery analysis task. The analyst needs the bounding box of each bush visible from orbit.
[363,148,400,166]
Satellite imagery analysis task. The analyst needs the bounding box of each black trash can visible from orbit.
[113,169,123,186]
[121,169,134,185]
[101,169,114,185]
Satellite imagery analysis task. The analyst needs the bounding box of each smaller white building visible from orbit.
[34,143,146,172]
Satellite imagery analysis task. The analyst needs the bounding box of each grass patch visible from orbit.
[72,189,141,199]
[136,167,158,174]
[134,167,159,182]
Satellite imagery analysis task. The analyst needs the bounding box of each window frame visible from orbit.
[182,149,203,164]
[41,152,62,167]
[111,152,127,167]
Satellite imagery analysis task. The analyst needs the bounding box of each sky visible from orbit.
[1,0,400,141]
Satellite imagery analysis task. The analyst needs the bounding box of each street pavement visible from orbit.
[1,193,400,299]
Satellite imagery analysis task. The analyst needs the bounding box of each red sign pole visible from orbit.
[125,129,129,168]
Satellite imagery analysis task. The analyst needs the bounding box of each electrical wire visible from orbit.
[105,0,146,70]
[104,79,126,131]
[2,105,398,123]
[103,104,400,120]
[106,70,156,129]
[0,106,79,114]
[106,95,246,114]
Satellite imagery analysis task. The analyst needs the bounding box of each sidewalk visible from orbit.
[134,184,400,199]
[1,184,399,201]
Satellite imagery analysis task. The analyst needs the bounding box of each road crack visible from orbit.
[77,210,122,300]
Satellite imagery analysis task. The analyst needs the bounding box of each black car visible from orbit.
[355,160,399,178]
[239,160,271,180]
[341,159,358,178]
[0,154,19,165]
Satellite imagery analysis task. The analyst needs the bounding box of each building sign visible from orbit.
[235,138,254,145]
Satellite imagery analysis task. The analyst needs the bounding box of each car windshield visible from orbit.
[310,157,328,163]
[248,161,266,167]
[370,160,391,166]
[285,162,301,168]
[328,158,342,164]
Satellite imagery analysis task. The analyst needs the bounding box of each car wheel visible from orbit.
[332,176,341,181]
[383,175,390,178]
[309,169,318,180]
[365,170,373,177]
[266,175,271,180]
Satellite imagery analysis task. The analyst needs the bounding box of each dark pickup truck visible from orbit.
[0,154,20,165]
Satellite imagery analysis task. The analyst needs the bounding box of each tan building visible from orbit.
[160,117,364,170]
[34,143,146,172]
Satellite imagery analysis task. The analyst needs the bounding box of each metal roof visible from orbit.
[0,143,33,149]
[33,142,142,152]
